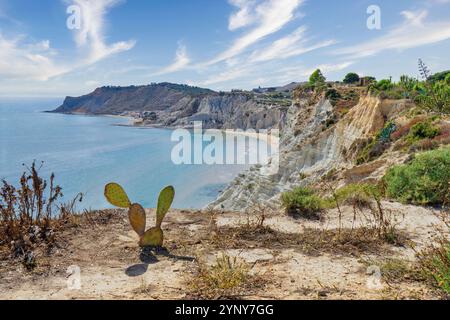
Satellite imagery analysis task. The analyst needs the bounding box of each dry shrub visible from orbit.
[0,162,81,269]
[210,224,405,258]
[324,183,405,245]
[187,253,266,300]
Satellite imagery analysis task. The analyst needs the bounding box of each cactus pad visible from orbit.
[104,183,131,208]
[128,203,146,237]
[140,227,164,247]
[156,186,175,228]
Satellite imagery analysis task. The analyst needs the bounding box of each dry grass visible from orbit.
[209,223,405,258]
[186,253,267,300]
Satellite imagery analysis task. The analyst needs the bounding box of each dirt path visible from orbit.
[0,203,446,300]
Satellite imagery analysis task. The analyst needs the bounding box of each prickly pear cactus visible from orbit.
[104,183,175,248]
[104,183,131,208]
[156,186,175,228]
[128,203,146,237]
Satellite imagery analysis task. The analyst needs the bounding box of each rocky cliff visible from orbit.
[52,82,290,130]
[211,89,413,211]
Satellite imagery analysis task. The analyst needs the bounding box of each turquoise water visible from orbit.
[0,98,251,210]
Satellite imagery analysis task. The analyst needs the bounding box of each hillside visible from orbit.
[52,82,292,130]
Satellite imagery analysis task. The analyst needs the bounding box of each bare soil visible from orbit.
[0,202,446,300]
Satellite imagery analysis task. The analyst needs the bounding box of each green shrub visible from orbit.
[415,80,450,115]
[384,148,450,205]
[373,79,395,91]
[407,121,440,142]
[323,183,382,209]
[281,187,323,219]
[325,88,341,103]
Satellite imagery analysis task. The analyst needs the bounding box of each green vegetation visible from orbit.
[355,122,396,165]
[428,70,450,83]
[399,75,419,99]
[407,121,440,143]
[325,88,341,104]
[371,79,395,91]
[281,187,323,219]
[104,183,175,247]
[364,60,449,113]
[383,148,450,205]
[343,73,360,84]
[415,80,450,115]
[309,69,326,90]
[445,73,450,85]
[323,183,380,209]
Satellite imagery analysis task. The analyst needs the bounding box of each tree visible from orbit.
[343,73,360,84]
[309,69,326,86]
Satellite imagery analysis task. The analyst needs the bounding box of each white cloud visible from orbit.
[200,61,354,88]
[205,0,304,65]
[201,66,252,86]
[151,43,190,76]
[0,0,134,81]
[72,0,135,64]
[335,10,450,58]
[0,34,68,80]
[228,0,257,31]
[249,26,336,63]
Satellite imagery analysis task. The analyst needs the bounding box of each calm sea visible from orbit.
[0,98,254,211]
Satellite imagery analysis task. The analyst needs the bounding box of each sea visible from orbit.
[0,98,260,211]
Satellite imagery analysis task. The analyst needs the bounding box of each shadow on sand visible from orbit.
[125,247,195,277]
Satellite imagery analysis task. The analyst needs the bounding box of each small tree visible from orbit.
[309,69,326,86]
[343,73,360,84]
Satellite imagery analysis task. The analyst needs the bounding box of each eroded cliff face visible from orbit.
[153,94,288,130]
[211,93,407,211]
[52,83,290,131]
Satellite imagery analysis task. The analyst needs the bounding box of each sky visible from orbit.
[0,0,449,97]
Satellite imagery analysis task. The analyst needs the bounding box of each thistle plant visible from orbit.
[104,183,175,247]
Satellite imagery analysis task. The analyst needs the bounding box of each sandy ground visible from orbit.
[0,202,447,300]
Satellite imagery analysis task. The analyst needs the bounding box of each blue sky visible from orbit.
[0,0,449,97]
